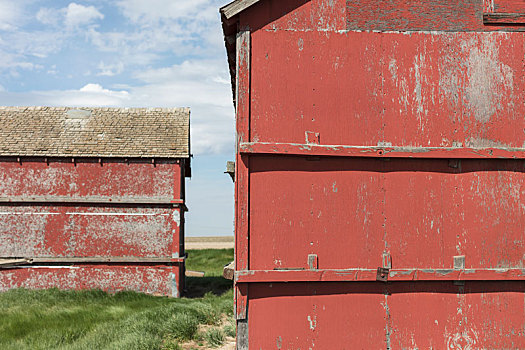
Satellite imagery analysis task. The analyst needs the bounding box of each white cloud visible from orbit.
[0,1,22,31]
[97,61,125,76]
[81,0,226,63]
[64,3,104,28]
[129,60,235,155]
[0,84,130,108]
[36,3,104,29]
[47,65,58,75]
[36,7,61,26]
[0,2,103,76]
[116,0,217,23]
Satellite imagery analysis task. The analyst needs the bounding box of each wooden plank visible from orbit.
[251,31,525,148]
[237,319,249,350]
[0,258,32,267]
[235,29,251,321]
[0,196,184,205]
[345,0,525,31]
[223,261,235,280]
[185,270,205,277]
[220,0,261,19]
[0,265,176,296]
[29,257,182,264]
[484,13,525,24]
[494,0,525,13]
[240,142,525,159]
[235,268,525,283]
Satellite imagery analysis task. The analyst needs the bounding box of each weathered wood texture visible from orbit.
[251,31,525,148]
[236,268,525,282]
[0,265,183,297]
[0,159,186,297]
[493,0,525,13]
[235,30,251,320]
[247,282,525,349]
[237,0,525,32]
[224,0,525,347]
[346,0,525,31]
[249,156,525,271]
[241,142,525,159]
[221,0,261,19]
[240,0,346,31]
[484,12,525,24]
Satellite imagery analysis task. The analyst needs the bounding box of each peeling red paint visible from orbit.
[223,0,525,347]
[0,265,181,297]
[0,158,187,297]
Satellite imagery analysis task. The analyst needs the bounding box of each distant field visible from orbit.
[185,237,234,250]
[0,249,234,350]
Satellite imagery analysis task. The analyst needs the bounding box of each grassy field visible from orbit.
[0,249,234,350]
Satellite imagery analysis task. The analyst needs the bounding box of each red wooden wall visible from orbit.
[0,158,186,297]
[226,0,525,348]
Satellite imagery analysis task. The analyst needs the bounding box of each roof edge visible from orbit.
[0,106,190,113]
[220,0,262,19]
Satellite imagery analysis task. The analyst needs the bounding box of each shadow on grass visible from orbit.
[185,276,233,298]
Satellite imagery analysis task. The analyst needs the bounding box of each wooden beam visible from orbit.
[0,196,184,206]
[223,261,235,280]
[235,268,525,283]
[240,142,525,159]
[484,13,525,24]
[220,0,261,19]
[0,258,32,268]
[31,257,181,264]
[186,270,205,277]
[235,29,251,321]
[0,257,185,265]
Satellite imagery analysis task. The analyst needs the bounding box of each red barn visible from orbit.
[0,107,190,297]
[222,0,525,348]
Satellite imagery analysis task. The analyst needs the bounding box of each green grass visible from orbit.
[185,249,234,299]
[203,328,225,348]
[0,249,234,350]
[185,249,234,276]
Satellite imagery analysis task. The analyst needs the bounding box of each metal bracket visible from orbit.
[377,252,391,281]
[376,267,389,282]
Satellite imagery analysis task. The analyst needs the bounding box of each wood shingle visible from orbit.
[0,106,190,158]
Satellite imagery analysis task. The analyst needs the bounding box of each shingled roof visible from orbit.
[0,107,190,158]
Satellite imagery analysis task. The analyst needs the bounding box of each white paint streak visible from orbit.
[465,35,514,123]
[0,212,60,215]
[173,210,180,227]
[445,329,479,350]
[307,315,317,330]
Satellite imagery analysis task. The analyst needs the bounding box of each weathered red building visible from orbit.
[222,0,525,348]
[0,107,190,297]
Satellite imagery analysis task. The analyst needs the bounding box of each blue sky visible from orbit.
[0,0,235,236]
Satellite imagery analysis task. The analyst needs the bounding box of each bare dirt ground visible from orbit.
[185,236,234,250]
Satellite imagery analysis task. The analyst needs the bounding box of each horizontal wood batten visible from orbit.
[0,196,184,206]
[484,13,525,24]
[235,268,525,283]
[240,142,525,159]
[0,256,185,267]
